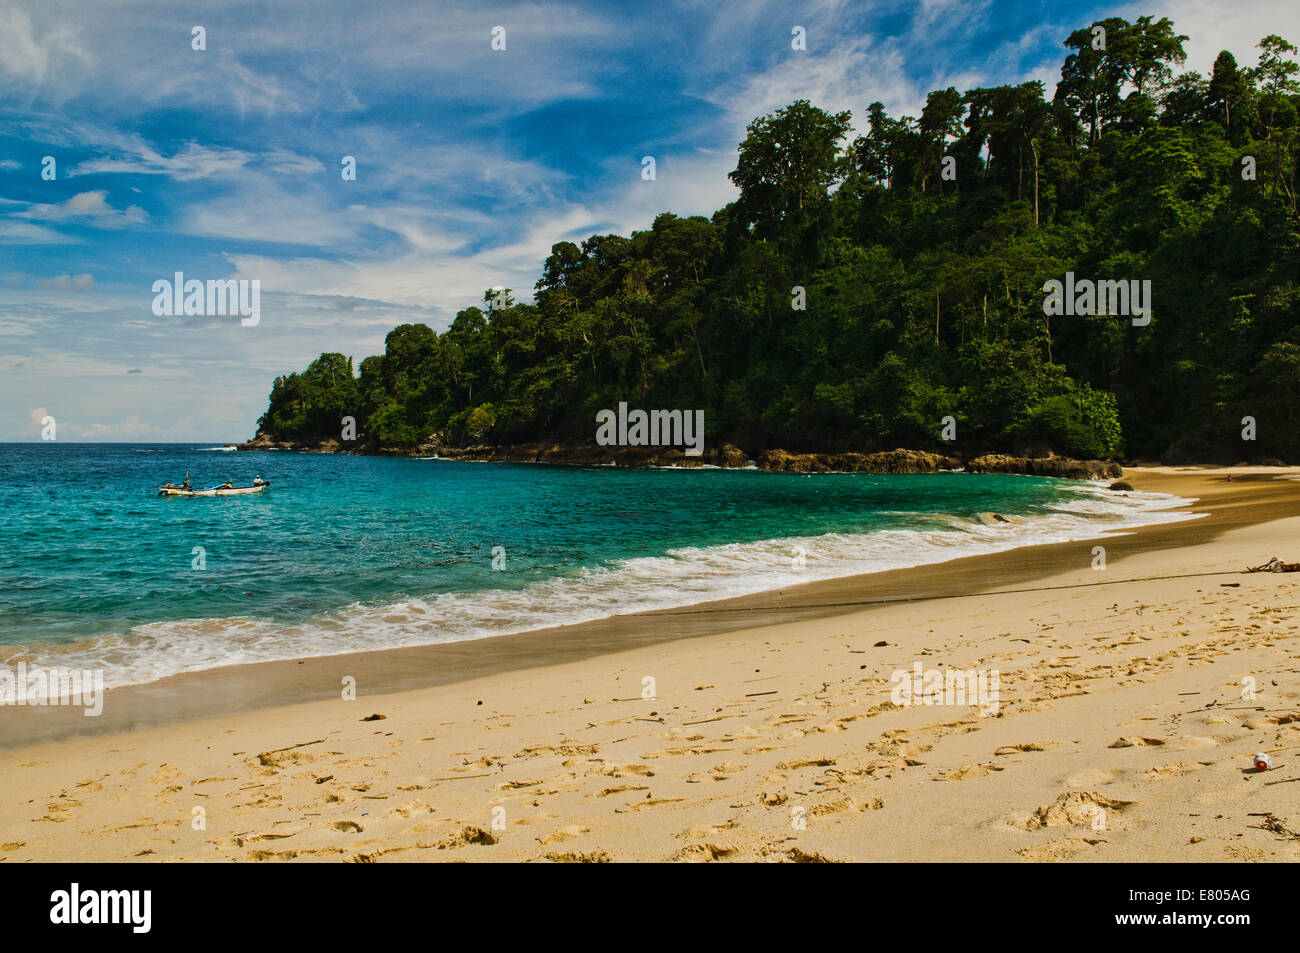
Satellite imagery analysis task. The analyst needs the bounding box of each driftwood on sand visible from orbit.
[1246,557,1300,573]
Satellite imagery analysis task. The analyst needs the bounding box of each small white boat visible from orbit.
[158,478,271,497]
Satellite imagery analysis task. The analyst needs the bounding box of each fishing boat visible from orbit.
[158,472,271,497]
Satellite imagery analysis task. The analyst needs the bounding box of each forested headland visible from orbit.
[251,17,1300,465]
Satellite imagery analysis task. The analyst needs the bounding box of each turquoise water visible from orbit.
[0,443,1194,688]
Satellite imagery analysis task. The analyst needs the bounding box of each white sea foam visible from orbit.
[16,484,1200,690]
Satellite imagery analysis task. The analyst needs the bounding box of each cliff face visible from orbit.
[237,432,1123,479]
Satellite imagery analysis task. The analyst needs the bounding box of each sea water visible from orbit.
[0,443,1198,690]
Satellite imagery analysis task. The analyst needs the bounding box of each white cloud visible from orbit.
[0,0,615,119]
[182,184,358,246]
[18,190,147,227]
[0,220,69,244]
[0,318,38,336]
[1144,0,1300,76]
[39,273,93,290]
[17,406,180,441]
[709,32,927,147]
[71,141,255,181]
[0,7,50,81]
[75,415,164,439]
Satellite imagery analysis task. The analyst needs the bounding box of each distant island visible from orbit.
[246,18,1300,469]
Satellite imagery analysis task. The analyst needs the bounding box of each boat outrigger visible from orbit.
[158,471,271,497]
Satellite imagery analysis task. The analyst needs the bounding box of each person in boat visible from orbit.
[253,475,265,486]
[219,481,234,490]
[183,471,192,491]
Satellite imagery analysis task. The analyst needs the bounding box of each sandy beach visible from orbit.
[3,465,1299,863]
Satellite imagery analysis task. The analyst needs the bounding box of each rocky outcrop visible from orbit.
[965,454,1122,480]
[757,448,961,473]
[237,430,375,453]
[422,442,753,468]
[238,432,1121,481]
[237,430,281,450]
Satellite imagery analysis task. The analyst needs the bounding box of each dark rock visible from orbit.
[234,434,1128,482]
[236,430,280,451]
[966,453,1122,480]
[1108,481,1136,491]
[756,448,959,473]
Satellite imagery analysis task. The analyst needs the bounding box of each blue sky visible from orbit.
[1,0,1295,441]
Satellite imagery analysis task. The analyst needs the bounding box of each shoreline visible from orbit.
[236,434,1133,480]
[2,466,1297,751]
[1,464,1297,861]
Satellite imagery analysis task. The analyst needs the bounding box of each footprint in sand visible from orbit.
[710,761,746,775]
[875,740,931,760]
[231,829,302,847]
[1017,836,1106,862]
[1025,791,1133,830]
[537,825,591,845]
[392,801,434,818]
[1108,736,1166,748]
[509,812,558,827]
[1063,767,1121,786]
[102,819,166,833]
[434,826,498,848]
[809,796,884,815]
[614,797,684,813]
[597,785,649,797]
[642,745,731,758]
[681,820,739,838]
[516,742,598,758]
[781,846,839,863]
[544,850,610,863]
[674,842,736,862]
[38,799,83,823]
[254,750,322,771]
[495,779,543,790]
[994,743,1053,756]
[941,763,1005,781]
[776,757,836,771]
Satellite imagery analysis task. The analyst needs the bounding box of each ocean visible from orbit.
[0,443,1198,692]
